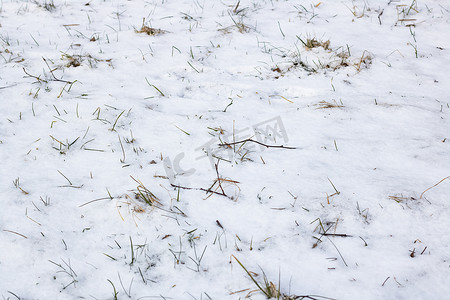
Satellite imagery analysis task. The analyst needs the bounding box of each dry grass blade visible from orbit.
[3,229,28,239]
[205,177,241,200]
[420,176,450,199]
[355,50,372,71]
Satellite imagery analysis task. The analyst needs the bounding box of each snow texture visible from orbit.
[0,0,449,299]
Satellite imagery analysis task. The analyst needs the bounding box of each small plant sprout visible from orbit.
[145,77,165,97]
[40,196,51,206]
[48,258,78,290]
[129,236,135,265]
[111,110,125,131]
[13,177,29,194]
[107,279,119,300]
[187,243,207,272]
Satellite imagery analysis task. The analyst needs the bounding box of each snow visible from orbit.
[1,0,449,299]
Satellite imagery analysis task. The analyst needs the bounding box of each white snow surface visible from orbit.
[1,0,450,299]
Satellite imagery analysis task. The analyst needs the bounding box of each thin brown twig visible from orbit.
[219,138,297,149]
[205,161,228,197]
[214,162,226,195]
[313,222,333,246]
[43,57,74,84]
[420,246,428,255]
[170,184,232,199]
[23,67,48,83]
[322,233,352,237]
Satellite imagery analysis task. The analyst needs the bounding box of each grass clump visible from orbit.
[232,255,334,300]
[270,36,372,77]
[32,0,56,12]
[135,18,166,36]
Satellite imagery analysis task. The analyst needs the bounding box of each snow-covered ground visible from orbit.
[1,0,449,299]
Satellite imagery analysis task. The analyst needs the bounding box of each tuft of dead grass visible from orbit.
[136,26,165,36]
[135,18,166,36]
[388,195,416,203]
[61,53,111,68]
[299,36,330,51]
[62,54,81,67]
[315,100,344,109]
[270,36,373,76]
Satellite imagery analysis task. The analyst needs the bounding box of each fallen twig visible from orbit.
[23,58,75,85]
[322,233,352,237]
[23,67,48,83]
[43,57,75,84]
[219,138,297,149]
[170,183,233,199]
